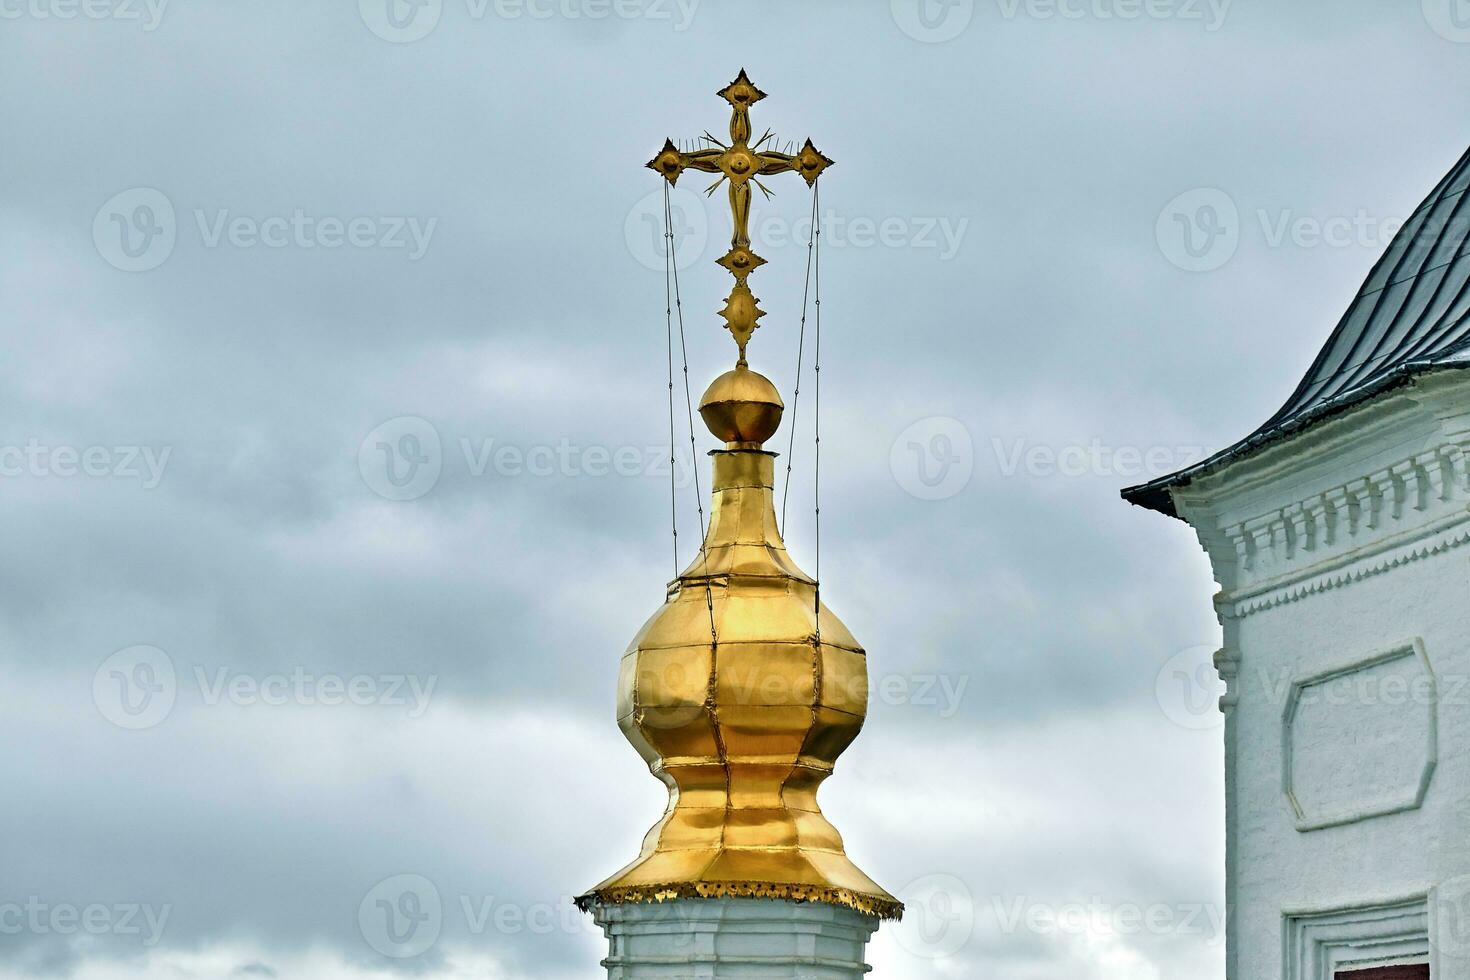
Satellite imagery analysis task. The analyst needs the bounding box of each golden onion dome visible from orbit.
[577,365,901,921]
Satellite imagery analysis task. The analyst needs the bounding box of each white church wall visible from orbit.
[1228,553,1468,979]
[1171,370,1470,980]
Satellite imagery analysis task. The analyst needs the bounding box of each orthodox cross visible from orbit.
[648,69,833,366]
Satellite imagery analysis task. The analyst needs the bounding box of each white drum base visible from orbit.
[592,897,879,979]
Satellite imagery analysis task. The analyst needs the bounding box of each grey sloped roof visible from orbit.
[1124,145,1470,517]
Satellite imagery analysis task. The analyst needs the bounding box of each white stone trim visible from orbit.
[1168,372,1470,620]
[1225,521,1470,618]
[1283,895,1430,980]
[1280,639,1437,832]
[1205,443,1470,614]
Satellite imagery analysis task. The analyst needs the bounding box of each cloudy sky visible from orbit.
[3,1,1470,977]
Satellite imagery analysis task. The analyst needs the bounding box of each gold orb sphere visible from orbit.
[698,365,784,446]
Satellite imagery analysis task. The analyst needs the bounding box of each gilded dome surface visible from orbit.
[577,435,900,920]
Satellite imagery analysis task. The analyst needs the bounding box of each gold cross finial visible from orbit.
[647,69,833,366]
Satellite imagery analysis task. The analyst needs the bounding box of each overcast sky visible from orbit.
[3,2,1469,978]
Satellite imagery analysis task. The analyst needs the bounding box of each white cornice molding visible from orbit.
[1170,372,1470,615]
[1222,509,1470,617]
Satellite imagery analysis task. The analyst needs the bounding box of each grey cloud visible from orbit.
[1,1,1463,977]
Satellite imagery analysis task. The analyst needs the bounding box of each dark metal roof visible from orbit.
[1124,145,1470,518]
